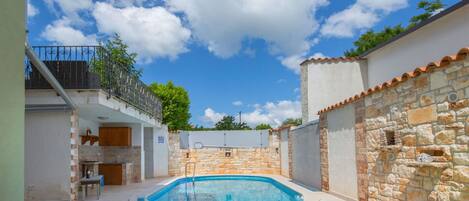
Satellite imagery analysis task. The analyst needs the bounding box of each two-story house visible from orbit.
[24,45,169,201]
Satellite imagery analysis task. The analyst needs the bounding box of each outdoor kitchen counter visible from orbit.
[99,162,133,185]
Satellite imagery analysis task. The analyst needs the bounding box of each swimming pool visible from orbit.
[147,175,303,201]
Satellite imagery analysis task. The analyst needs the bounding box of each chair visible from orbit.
[80,175,104,200]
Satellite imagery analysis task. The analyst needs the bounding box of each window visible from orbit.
[385,131,396,146]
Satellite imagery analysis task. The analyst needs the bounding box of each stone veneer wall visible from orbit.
[355,100,369,201]
[70,110,79,201]
[321,56,469,201]
[168,132,281,176]
[363,58,469,201]
[319,114,330,192]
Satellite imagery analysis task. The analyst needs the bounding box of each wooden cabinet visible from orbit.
[99,127,132,146]
[98,163,132,185]
[99,164,123,185]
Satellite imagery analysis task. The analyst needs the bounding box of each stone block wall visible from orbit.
[321,56,469,201]
[362,58,469,201]
[319,114,330,192]
[168,132,281,176]
[70,110,79,201]
[355,100,369,201]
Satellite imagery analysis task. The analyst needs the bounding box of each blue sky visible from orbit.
[27,0,459,127]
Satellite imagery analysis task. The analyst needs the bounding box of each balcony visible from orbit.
[25,46,162,121]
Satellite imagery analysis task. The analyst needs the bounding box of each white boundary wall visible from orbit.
[179,130,270,149]
[326,104,357,200]
[290,121,321,189]
[279,129,289,177]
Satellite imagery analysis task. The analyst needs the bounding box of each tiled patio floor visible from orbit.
[82,175,346,201]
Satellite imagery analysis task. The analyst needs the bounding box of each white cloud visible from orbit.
[202,108,226,124]
[44,0,94,25]
[166,0,329,58]
[358,0,409,12]
[243,47,256,58]
[106,0,148,7]
[28,2,39,17]
[280,52,325,74]
[41,17,97,45]
[92,2,191,62]
[320,0,408,38]
[232,101,243,106]
[202,100,301,127]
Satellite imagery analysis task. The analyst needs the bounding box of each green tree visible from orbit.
[344,25,406,57]
[409,0,444,27]
[255,123,272,130]
[149,81,191,131]
[215,115,251,130]
[91,33,142,80]
[189,125,214,131]
[281,118,302,127]
[344,0,444,57]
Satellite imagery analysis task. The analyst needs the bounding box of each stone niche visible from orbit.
[351,57,469,201]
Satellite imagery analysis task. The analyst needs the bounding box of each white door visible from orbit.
[144,128,154,179]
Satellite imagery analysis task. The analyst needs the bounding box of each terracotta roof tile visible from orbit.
[300,56,362,66]
[317,47,469,115]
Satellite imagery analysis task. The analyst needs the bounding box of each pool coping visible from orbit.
[145,174,346,201]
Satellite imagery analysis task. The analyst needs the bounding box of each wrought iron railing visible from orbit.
[25,46,162,121]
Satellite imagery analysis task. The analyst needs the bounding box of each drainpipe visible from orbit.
[25,43,77,110]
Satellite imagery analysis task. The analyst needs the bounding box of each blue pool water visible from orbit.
[147,175,303,201]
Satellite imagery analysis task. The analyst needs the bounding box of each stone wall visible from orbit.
[70,110,79,201]
[321,55,469,201]
[362,58,469,201]
[319,114,330,192]
[168,132,281,176]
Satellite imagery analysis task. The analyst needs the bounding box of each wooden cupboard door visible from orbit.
[99,127,132,146]
[115,127,131,146]
[98,127,110,146]
[99,164,122,185]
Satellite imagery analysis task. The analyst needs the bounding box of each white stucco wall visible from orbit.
[154,125,169,176]
[367,4,469,87]
[279,129,289,177]
[326,105,357,200]
[290,121,321,190]
[25,111,71,201]
[302,60,367,122]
